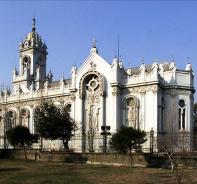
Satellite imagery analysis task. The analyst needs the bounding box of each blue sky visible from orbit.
[0,1,196,100]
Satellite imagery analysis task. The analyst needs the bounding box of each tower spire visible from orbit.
[32,17,36,32]
[117,35,120,62]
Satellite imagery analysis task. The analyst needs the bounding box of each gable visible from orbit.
[75,52,112,87]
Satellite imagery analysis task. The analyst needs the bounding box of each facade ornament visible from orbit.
[29,82,34,92]
[44,80,49,89]
[112,86,119,96]
[140,90,146,95]
[185,63,192,71]
[90,61,96,69]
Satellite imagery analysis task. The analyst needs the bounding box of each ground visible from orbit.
[0,160,196,184]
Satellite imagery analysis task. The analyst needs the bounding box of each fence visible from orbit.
[1,130,197,153]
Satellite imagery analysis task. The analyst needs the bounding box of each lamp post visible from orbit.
[101,125,111,153]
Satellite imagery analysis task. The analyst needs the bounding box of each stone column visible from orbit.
[29,105,34,133]
[152,85,158,131]
[140,91,146,130]
[112,86,119,130]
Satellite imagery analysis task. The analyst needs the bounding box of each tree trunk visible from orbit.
[63,139,69,152]
[167,153,174,171]
[129,148,133,166]
[23,146,28,162]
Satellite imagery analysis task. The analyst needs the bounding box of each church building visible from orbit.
[0,19,195,152]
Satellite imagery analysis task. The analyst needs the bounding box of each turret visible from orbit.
[12,18,49,93]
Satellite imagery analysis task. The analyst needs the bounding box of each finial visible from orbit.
[141,57,144,64]
[171,54,174,62]
[32,17,36,32]
[114,51,117,58]
[92,38,96,48]
[187,56,190,64]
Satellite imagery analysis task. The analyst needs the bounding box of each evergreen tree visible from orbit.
[34,100,77,151]
[110,126,147,155]
[6,125,38,161]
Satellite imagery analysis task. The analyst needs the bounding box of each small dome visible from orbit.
[19,18,47,53]
[26,31,41,42]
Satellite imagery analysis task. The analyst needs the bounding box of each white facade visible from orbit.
[0,19,195,152]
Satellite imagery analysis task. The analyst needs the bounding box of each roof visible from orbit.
[126,62,173,75]
[49,79,71,88]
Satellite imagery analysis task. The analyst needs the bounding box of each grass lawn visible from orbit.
[0,159,197,184]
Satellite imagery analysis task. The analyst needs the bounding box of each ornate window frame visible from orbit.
[79,71,104,99]
[123,95,139,128]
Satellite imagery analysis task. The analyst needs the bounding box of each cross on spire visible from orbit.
[92,38,97,48]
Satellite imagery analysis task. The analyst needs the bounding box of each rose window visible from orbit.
[86,76,100,93]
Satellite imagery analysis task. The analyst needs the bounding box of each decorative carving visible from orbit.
[127,84,158,94]
[90,61,96,70]
[140,90,146,95]
[112,87,119,96]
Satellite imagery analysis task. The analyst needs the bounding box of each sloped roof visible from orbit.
[49,79,71,88]
[126,62,172,75]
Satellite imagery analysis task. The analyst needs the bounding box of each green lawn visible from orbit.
[0,159,196,184]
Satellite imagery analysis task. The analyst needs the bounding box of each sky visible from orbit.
[0,1,196,100]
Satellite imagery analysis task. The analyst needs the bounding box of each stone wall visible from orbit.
[1,149,197,168]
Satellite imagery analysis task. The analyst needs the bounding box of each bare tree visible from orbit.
[158,130,190,184]
[87,107,98,152]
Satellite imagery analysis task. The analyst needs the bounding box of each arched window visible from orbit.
[65,104,71,116]
[22,56,31,74]
[6,110,16,130]
[178,99,186,130]
[20,108,30,128]
[125,96,139,128]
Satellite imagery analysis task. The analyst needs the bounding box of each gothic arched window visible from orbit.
[125,96,139,129]
[6,110,16,130]
[20,108,30,128]
[178,99,186,130]
[22,56,31,74]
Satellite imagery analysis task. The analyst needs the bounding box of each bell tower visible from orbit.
[13,18,48,93]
